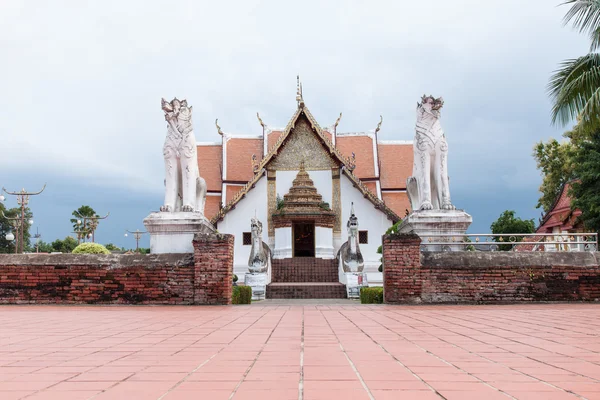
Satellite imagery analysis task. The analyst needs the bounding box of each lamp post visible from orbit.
[1,211,32,253]
[124,229,147,252]
[32,228,41,253]
[74,212,110,243]
[2,185,45,253]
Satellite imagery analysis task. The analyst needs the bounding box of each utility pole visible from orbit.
[2,185,45,253]
[125,229,147,252]
[74,212,110,243]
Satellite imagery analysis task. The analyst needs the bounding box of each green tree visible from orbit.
[532,121,592,211]
[0,203,33,253]
[70,205,99,242]
[36,240,55,253]
[50,236,78,253]
[490,210,535,251]
[104,243,122,252]
[549,1,600,130]
[571,128,600,234]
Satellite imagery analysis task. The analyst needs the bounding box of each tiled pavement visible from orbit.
[1,305,600,399]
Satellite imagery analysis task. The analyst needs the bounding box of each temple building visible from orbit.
[196,87,413,287]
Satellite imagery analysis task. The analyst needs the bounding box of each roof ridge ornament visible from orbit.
[375,115,383,135]
[215,119,224,136]
[256,112,266,129]
[296,75,304,108]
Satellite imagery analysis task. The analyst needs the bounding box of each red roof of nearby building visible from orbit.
[536,181,583,233]
[225,138,263,182]
[196,145,222,192]
[336,135,376,178]
[378,143,413,189]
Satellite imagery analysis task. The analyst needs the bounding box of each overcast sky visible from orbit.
[0,0,587,248]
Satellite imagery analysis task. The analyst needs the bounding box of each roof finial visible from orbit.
[375,115,383,135]
[299,159,305,171]
[256,112,266,129]
[333,112,342,130]
[351,202,355,216]
[296,75,304,107]
[215,119,224,136]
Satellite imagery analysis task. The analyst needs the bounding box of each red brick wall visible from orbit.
[0,233,236,305]
[0,254,195,304]
[382,233,600,303]
[192,233,234,305]
[382,232,422,303]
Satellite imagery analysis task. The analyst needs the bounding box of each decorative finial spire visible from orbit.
[256,112,266,129]
[333,112,342,130]
[296,75,304,107]
[215,119,224,136]
[351,202,355,216]
[299,159,306,171]
[375,115,383,135]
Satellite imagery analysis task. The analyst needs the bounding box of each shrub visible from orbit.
[232,285,252,304]
[360,287,383,304]
[72,243,110,254]
[233,274,238,283]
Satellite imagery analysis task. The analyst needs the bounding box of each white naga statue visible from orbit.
[248,217,269,274]
[338,203,364,273]
[407,95,455,211]
[160,98,207,214]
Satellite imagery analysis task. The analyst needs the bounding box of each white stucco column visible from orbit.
[315,226,334,259]
[274,227,293,259]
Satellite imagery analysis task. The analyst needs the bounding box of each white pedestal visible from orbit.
[345,272,368,299]
[398,209,472,251]
[143,212,215,254]
[245,273,267,300]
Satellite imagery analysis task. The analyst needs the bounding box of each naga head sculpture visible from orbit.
[418,95,444,112]
[251,217,263,237]
[347,202,359,236]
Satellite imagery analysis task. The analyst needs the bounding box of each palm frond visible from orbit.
[548,53,600,126]
[563,1,600,43]
[579,86,600,125]
[590,25,600,50]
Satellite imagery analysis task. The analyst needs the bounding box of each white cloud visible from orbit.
[0,0,589,205]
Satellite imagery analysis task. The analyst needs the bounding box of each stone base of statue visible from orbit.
[143,212,215,254]
[244,273,267,301]
[345,272,368,299]
[398,209,472,251]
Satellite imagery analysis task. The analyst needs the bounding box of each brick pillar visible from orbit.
[192,233,234,305]
[382,232,422,304]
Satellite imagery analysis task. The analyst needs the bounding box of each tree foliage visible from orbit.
[72,243,110,254]
[0,203,33,253]
[50,236,79,253]
[549,1,600,130]
[491,210,535,251]
[571,128,600,234]
[532,122,590,211]
[70,205,99,242]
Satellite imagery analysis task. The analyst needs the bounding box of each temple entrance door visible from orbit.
[293,222,315,257]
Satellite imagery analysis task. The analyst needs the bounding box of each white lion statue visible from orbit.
[160,97,207,214]
[407,95,455,211]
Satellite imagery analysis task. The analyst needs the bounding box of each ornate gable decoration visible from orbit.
[257,104,351,172]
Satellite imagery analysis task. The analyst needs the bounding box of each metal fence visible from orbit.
[420,233,598,252]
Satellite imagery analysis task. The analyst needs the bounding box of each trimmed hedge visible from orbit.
[72,243,110,254]
[360,287,383,304]
[232,285,252,304]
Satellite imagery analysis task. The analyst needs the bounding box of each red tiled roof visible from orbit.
[225,138,263,182]
[267,131,282,151]
[378,143,413,189]
[336,135,375,178]
[204,195,222,221]
[382,192,411,218]
[196,145,222,192]
[226,185,243,204]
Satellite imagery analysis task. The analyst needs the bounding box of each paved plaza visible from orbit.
[1,305,600,399]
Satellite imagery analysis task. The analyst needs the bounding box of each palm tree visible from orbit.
[549,1,600,128]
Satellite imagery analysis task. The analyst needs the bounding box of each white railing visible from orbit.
[420,233,598,252]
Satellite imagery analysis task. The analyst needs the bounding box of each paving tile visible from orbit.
[2,304,600,399]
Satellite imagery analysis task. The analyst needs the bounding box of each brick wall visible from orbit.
[0,232,236,305]
[383,233,600,304]
[382,232,422,303]
[192,233,234,305]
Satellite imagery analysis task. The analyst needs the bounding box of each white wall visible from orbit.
[276,170,332,205]
[217,177,268,280]
[340,174,394,284]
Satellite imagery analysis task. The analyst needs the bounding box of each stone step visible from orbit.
[266,282,347,299]
[271,258,339,283]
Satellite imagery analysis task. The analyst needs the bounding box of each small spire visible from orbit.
[351,202,355,216]
[375,115,383,135]
[299,159,305,171]
[296,75,304,107]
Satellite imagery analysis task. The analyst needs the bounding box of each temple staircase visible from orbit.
[266,258,347,299]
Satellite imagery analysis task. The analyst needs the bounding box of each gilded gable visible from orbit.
[268,114,340,171]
